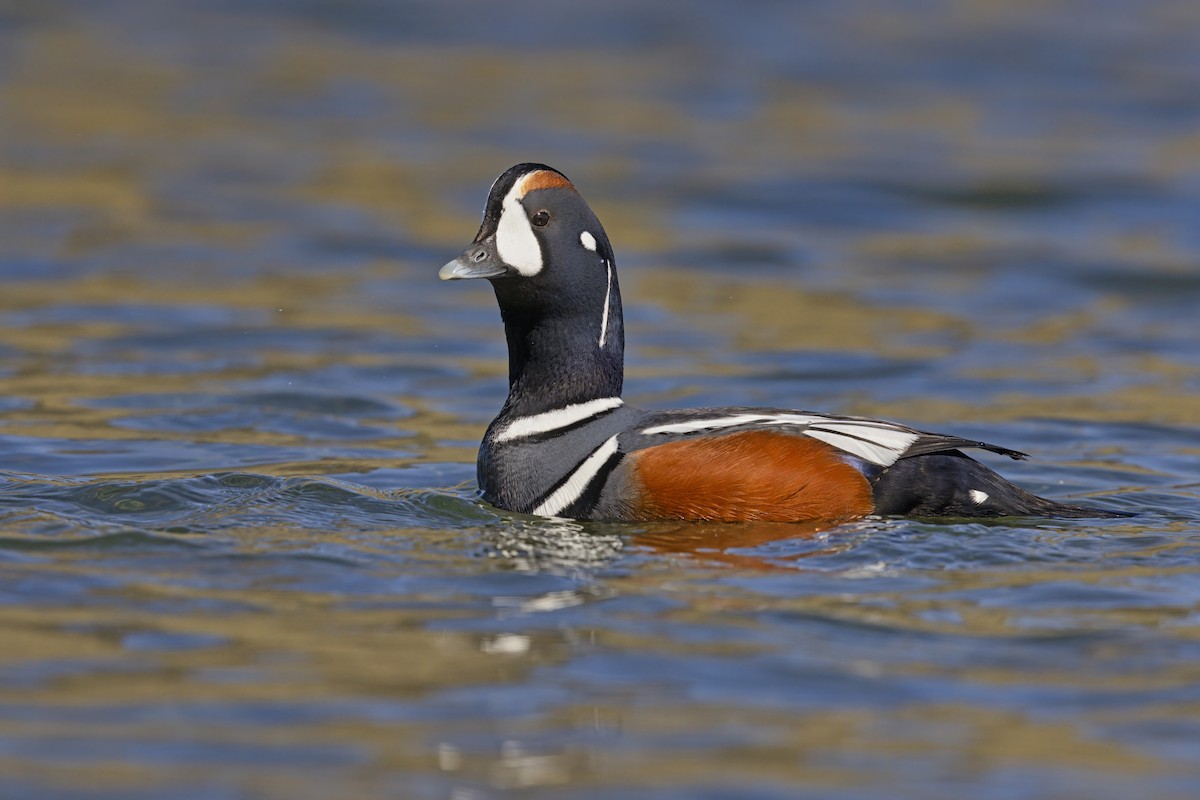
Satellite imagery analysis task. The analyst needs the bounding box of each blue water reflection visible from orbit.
[1,1,1198,798]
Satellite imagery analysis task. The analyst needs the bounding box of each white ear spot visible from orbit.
[580,231,597,252]
[969,489,989,504]
[495,183,542,276]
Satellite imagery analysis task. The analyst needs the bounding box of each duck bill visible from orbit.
[439,239,510,280]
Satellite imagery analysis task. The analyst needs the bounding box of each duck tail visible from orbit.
[871,451,1129,520]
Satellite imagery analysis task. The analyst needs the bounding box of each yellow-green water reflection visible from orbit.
[2,1,1199,798]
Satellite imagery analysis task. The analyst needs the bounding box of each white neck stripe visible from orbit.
[494,397,623,443]
[533,435,620,518]
[599,260,613,348]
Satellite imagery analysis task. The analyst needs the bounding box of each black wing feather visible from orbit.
[903,434,1028,461]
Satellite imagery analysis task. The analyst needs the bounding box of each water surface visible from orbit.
[1,1,1199,798]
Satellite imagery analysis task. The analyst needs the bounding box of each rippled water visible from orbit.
[2,1,1199,798]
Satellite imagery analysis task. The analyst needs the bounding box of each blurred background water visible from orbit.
[1,1,1199,798]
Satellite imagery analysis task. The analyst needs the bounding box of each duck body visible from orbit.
[441,163,1123,524]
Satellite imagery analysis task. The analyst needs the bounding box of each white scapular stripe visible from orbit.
[599,260,613,348]
[970,489,989,504]
[801,421,920,466]
[494,397,623,443]
[640,414,919,467]
[641,414,773,435]
[495,182,542,276]
[533,435,620,517]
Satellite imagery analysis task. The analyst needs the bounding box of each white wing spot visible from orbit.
[970,489,989,504]
[580,231,597,251]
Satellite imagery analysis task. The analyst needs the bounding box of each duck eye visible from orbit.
[531,210,550,227]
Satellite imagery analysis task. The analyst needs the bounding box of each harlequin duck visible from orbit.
[439,163,1124,523]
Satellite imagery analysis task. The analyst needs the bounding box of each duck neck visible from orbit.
[495,286,625,419]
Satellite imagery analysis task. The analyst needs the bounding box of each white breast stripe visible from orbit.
[533,435,620,517]
[599,260,613,348]
[494,397,623,443]
[640,414,919,467]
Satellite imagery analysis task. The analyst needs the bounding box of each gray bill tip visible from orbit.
[438,259,469,280]
[438,250,507,281]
